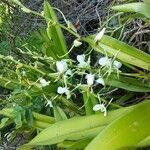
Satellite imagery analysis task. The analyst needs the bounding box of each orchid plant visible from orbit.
[0,0,150,150]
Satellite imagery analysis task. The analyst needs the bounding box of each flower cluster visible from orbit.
[39,54,122,95]
[38,54,122,116]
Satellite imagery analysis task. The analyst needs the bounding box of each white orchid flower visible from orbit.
[39,78,50,87]
[95,28,106,42]
[57,86,71,99]
[77,54,85,63]
[96,77,105,86]
[99,57,111,67]
[113,60,122,69]
[85,74,95,86]
[77,54,90,68]
[73,39,82,47]
[56,60,68,74]
[93,104,107,116]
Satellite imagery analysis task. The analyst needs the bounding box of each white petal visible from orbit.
[99,57,111,67]
[93,104,101,111]
[113,60,122,69]
[40,78,50,87]
[57,87,66,94]
[77,54,85,63]
[96,78,105,86]
[73,39,82,47]
[85,74,95,86]
[95,28,106,42]
[57,87,71,99]
[56,61,68,73]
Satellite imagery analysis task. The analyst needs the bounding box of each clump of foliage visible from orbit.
[0,0,150,150]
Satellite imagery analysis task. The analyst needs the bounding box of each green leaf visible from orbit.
[25,109,34,127]
[137,136,150,147]
[67,126,104,141]
[85,100,150,150]
[21,106,133,147]
[58,139,92,150]
[0,118,9,128]
[33,112,55,124]
[53,106,68,122]
[83,92,98,115]
[106,75,150,92]
[83,35,150,70]
[112,2,150,19]
[13,105,25,129]
[0,76,23,90]
[44,0,68,59]
[144,0,150,5]
[12,0,31,13]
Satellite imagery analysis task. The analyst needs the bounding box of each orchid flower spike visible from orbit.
[39,78,50,87]
[56,60,68,74]
[93,103,107,116]
[85,73,95,86]
[77,54,90,68]
[57,86,71,99]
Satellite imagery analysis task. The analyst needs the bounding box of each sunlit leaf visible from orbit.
[85,100,150,150]
[83,35,150,70]
[44,0,68,59]
[0,118,9,128]
[20,106,133,147]
[112,2,150,19]
[53,106,68,122]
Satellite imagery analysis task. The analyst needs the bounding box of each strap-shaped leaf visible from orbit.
[144,0,150,5]
[112,2,150,19]
[85,100,150,150]
[82,92,98,115]
[21,106,130,147]
[83,35,150,70]
[44,0,68,59]
[58,139,92,150]
[106,75,150,92]
[53,106,68,122]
